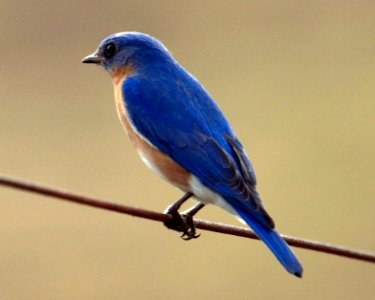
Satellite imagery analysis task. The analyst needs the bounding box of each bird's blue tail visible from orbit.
[233,206,303,277]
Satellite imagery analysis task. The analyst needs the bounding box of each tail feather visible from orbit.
[234,206,303,277]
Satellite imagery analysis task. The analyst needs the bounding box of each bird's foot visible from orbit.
[164,208,200,240]
[163,193,204,240]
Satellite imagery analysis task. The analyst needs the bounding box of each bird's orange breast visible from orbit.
[112,72,191,191]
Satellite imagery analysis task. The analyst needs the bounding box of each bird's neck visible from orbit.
[111,66,135,86]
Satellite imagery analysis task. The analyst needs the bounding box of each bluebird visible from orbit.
[82,32,303,277]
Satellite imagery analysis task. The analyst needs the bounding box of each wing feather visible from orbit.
[123,74,274,228]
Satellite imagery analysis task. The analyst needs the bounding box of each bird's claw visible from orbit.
[164,209,200,241]
[180,213,200,240]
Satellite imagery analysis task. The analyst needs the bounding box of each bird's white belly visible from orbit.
[188,175,237,216]
[140,150,237,215]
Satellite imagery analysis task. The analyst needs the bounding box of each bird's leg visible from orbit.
[164,192,204,240]
[163,192,193,233]
[180,202,205,240]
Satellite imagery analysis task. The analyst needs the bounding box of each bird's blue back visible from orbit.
[123,60,265,215]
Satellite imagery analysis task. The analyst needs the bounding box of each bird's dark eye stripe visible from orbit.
[103,42,116,59]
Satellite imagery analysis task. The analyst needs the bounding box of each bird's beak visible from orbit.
[81,52,104,64]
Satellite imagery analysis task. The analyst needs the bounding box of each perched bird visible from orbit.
[82,32,303,277]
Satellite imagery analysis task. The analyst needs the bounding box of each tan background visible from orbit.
[1,1,374,299]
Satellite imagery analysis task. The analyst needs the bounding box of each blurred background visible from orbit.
[1,0,374,299]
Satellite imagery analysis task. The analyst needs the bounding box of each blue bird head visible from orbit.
[82,32,173,75]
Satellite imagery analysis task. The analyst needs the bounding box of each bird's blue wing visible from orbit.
[123,73,273,228]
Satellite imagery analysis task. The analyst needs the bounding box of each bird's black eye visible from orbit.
[103,42,116,59]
